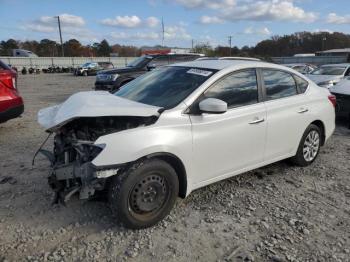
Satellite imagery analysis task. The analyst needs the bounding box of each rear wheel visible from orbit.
[290,124,321,166]
[108,159,179,229]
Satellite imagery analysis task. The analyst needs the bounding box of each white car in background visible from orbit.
[307,63,350,88]
[284,63,317,75]
[37,59,336,229]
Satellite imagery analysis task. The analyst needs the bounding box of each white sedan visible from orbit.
[37,59,336,229]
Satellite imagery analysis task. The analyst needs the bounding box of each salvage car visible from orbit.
[306,63,350,88]
[0,60,24,123]
[37,59,336,229]
[74,62,114,76]
[95,54,202,92]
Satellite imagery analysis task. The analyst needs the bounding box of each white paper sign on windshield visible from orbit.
[187,68,213,77]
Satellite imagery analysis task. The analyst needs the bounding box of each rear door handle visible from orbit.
[298,108,309,114]
[249,118,265,124]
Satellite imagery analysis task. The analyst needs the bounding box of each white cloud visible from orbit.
[146,17,160,27]
[244,26,271,35]
[38,14,85,27]
[21,14,97,43]
[23,13,86,33]
[174,0,235,10]
[178,0,317,23]
[224,0,317,23]
[199,15,224,24]
[327,13,350,24]
[101,15,160,28]
[101,15,142,28]
[164,25,191,40]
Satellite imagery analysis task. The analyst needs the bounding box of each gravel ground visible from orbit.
[0,73,349,262]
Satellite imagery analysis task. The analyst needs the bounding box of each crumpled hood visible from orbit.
[330,78,350,95]
[306,74,343,84]
[38,91,161,131]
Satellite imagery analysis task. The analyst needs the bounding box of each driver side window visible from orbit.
[203,69,259,109]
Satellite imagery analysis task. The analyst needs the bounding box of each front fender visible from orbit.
[92,124,193,171]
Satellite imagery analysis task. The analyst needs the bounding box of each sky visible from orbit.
[0,0,350,48]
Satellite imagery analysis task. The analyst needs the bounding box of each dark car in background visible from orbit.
[0,60,24,123]
[74,62,114,76]
[95,53,203,92]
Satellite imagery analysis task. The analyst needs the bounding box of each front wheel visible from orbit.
[108,159,179,229]
[290,124,322,167]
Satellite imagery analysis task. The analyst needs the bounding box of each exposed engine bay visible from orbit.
[39,115,158,204]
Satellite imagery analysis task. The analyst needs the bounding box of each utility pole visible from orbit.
[228,36,232,56]
[55,16,64,57]
[191,39,194,50]
[161,17,165,47]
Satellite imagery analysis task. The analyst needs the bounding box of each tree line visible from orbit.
[1,31,350,58]
[0,39,141,57]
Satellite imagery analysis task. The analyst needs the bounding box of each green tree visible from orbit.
[97,39,112,56]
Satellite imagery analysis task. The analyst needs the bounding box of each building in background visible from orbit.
[316,48,350,58]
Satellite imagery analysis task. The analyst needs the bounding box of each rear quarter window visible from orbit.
[294,75,309,93]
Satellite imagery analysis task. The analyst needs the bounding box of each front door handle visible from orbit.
[298,108,309,114]
[249,118,265,124]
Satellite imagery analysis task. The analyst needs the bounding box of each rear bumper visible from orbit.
[0,103,24,123]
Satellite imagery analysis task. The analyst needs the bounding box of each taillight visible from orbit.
[0,70,16,90]
[328,95,337,108]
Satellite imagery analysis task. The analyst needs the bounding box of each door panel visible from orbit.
[262,69,310,160]
[190,104,267,184]
[264,95,310,160]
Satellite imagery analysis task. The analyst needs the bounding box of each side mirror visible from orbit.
[199,98,227,114]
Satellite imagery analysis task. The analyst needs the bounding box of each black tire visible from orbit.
[108,159,179,229]
[290,124,322,167]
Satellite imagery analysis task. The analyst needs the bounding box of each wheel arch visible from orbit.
[143,152,188,198]
[310,120,326,146]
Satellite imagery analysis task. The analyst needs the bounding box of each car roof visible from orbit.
[171,59,289,71]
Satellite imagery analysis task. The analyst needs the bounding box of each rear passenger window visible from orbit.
[263,70,297,100]
[204,69,258,109]
[294,75,309,93]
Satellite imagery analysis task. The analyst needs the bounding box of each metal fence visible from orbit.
[272,56,348,65]
[0,56,135,69]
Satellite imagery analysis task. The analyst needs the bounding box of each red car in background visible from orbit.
[0,60,24,123]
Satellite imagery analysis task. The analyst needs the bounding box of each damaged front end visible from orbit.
[39,116,157,204]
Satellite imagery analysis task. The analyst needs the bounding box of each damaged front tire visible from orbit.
[108,159,179,229]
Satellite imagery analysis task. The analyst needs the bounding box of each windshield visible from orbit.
[81,62,93,68]
[311,66,346,76]
[114,66,217,109]
[126,56,151,68]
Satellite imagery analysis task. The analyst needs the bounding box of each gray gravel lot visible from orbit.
[0,73,350,262]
